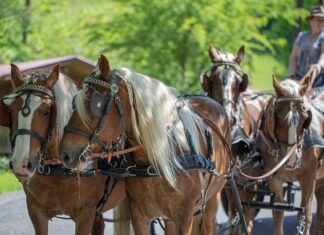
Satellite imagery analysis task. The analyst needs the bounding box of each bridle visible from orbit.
[266,96,306,147]
[2,75,57,174]
[206,61,248,123]
[64,70,133,164]
[258,95,308,168]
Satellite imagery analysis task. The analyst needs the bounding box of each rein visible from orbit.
[236,143,297,180]
[236,95,308,180]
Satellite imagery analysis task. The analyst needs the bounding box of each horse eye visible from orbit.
[42,110,49,116]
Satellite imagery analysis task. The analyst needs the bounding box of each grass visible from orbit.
[248,54,288,90]
[0,156,22,193]
[0,171,22,194]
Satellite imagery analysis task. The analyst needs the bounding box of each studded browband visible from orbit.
[14,84,55,100]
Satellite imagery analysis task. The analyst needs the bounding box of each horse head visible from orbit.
[200,45,248,124]
[59,55,132,170]
[263,76,312,168]
[1,64,60,179]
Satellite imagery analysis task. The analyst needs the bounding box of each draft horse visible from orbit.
[0,64,125,235]
[59,55,233,234]
[255,76,324,235]
[200,45,267,234]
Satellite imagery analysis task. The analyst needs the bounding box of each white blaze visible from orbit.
[11,95,42,162]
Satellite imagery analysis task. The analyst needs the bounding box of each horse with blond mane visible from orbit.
[200,45,268,234]
[59,55,233,234]
[0,64,125,235]
[254,76,324,235]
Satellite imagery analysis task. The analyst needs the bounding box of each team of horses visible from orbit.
[0,45,324,235]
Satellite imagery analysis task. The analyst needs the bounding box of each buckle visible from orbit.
[126,165,137,177]
[147,165,157,176]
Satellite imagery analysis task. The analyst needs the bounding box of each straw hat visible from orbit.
[307,5,324,19]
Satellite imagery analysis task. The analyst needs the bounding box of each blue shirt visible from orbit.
[294,30,324,78]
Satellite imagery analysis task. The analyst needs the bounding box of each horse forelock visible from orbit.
[116,68,207,186]
[279,79,301,97]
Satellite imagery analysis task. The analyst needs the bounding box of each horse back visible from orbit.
[188,95,230,140]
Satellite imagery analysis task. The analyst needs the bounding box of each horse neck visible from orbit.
[126,133,150,164]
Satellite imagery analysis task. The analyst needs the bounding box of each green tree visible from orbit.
[87,0,304,92]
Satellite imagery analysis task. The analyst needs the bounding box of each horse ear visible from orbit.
[235,45,245,65]
[98,54,110,79]
[46,64,60,89]
[272,75,284,97]
[0,100,11,127]
[208,44,220,62]
[239,73,248,92]
[10,64,24,88]
[200,73,210,93]
[299,75,311,96]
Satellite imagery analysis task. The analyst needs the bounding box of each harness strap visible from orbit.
[96,176,118,215]
[90,145,142,160]
[11,128,45,146]
[64,126,108,148]
[236,144,297,180]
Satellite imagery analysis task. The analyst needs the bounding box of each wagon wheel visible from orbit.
[221,188,264,218]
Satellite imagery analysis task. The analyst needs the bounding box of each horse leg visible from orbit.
[199,192,220,235]
[91,214,105,235]
[315,182,324,235]
[26,201,48,235]
[267,178,284,235]
[74,208,96,235]
[299,177,316,235]
[128,200,150,235]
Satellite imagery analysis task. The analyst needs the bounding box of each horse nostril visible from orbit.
[27,161,32,171]
[63,152,71,164]
[9,161,13,171]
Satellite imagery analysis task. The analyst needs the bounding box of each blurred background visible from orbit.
[0,0,323,192]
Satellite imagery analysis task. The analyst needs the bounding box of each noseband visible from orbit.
[64,70,127,163]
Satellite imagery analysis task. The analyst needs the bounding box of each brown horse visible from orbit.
[255,76,324,235]
[59,55,232,235]
[0,64,125,235]
[200,45,267,234]
[0,79,13,154]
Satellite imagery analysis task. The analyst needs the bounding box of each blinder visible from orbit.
[0,99,11,127]
[239,73,249,92]
[90,90,110,117]
[303,109,312,130]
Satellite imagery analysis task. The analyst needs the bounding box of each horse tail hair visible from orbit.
[113,197,133,235]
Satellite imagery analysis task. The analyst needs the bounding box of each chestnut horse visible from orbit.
[200,45,267,234]
[255,77,324,235]
[0,79,13,154]
[59,55,232,235]
[0,64,125,235]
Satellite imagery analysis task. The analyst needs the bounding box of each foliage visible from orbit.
[0,0,317,92]
[0,171,22,193]
[86,0,305,92]
[0,157,9,173]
